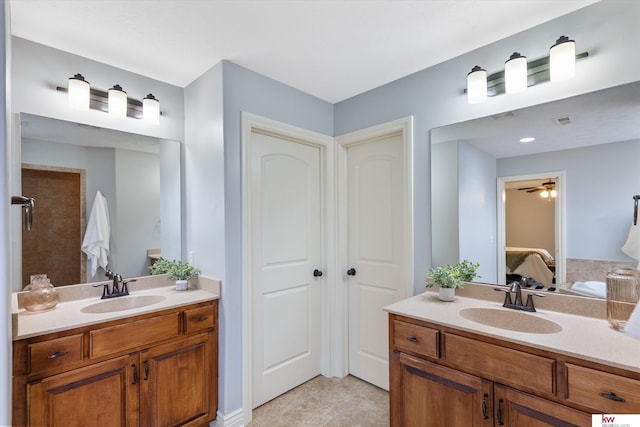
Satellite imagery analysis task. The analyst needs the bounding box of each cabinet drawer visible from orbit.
[184,305,215,334]
[28,334,83,375]
[444,333,555,395]
[393,320,439,359]
[566,364,640,413]
[90,312,180,359]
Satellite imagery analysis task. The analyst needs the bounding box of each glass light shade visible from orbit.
[550,36,576,82]
[143,94,160,125]
[467,66,487,104]
[505,52,527,94]
[108,84,127,118]
[68,74,90,110]
[540,190,549,198]
[550,189,557,198]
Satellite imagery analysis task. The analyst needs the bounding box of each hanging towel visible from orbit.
[622,222,640,268]
[82,191,111,277]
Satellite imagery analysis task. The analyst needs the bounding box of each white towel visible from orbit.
[622,222,640,264]
[82,191,111,277]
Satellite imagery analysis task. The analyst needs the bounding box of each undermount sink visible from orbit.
[81,295,166,314]
[459,307,563,334]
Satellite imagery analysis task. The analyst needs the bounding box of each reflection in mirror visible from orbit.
[431,81,640,298]
[17,113,182,288]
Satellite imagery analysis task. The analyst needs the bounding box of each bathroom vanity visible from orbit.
[11,276,220,427]
[386,287,640,426]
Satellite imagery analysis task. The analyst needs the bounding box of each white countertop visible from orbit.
[12,275,221,340]
[385,290,640,374]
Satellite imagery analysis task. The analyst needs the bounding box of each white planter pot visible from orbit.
[439,287,455,302]
[175,279,189,291]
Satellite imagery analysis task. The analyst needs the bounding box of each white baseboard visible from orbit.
[212,407,245,427]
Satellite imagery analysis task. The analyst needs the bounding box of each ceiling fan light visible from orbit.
[540,190,549,198]
[550,189,557,198]
[108,84,127,118]
[467,66,487,104]
[505,52,527,94]
[68,73,90,110]
[550,36,576,82]
[143,93,160,125]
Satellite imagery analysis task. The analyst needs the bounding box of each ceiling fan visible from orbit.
[518,179,557,199]
[517,179,556,193]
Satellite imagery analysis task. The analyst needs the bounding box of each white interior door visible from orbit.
[341,120,413,390]
[250,130,324,408]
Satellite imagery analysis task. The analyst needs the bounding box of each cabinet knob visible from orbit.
[482,394,489,420]
[407,337,418,343]
[347,268,356,276]
[197,316,208,322]
[313,269,323,277]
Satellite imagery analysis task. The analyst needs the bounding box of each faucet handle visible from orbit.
[121,279,136,296]
[525,293,545,311]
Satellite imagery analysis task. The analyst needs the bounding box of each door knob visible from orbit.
[347,268,356,276]
[313,269,323,277]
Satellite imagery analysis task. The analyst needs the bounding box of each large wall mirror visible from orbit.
[13,113,183,290]
[431,81,640,298]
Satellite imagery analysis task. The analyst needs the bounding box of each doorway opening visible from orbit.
[497,172,565,289]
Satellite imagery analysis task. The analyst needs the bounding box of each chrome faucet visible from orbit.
[494,278,545,312]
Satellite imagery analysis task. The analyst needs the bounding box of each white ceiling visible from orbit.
[431,81,640,159]
[8,0,598,103]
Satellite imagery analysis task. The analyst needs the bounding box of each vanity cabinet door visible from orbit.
[139,332,214,427]
[494,384,590,427]
[393,352,493,427]
[27,353,139,427]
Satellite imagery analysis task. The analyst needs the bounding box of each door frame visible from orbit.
[241,112,335,421]
[335,116,415,378]
[497,171,566,286]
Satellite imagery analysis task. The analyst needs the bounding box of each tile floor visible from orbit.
[248,375,389,427]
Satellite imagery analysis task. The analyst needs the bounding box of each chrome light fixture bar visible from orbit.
[463,35,588,102]
[57,78,161,122]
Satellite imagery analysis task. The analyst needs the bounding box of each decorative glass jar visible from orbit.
[23,274,59,312]
[606,266,639,330]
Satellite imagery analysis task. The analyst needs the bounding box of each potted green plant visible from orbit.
[150,258,200,291]
[456,259,481,282]
[426,260,480,301]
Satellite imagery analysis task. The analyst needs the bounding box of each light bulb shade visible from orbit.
[550,189,557,198]
[143,94,160,125]
[108,84,128,118]
[68,74,90,110]
[505,52,527,94]
[550,36,576,82]
[540,190,549,198]
[467,66,487,104]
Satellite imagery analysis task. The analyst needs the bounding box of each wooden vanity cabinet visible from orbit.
[13,300,218,427]
[388,313,629,427]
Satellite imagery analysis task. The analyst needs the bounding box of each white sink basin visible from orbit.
[459,307,563,334]
[81,295,166,314]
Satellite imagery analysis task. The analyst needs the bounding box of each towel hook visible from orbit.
[634,195,640,226]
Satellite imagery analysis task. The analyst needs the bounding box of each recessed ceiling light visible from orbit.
[519,137,535,143]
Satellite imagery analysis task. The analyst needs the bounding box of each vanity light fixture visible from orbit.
[57,76,161,123]
[464,36,587,104]
[549,36,576,82]
[505,52,528,94]
[466,66,487,104]
[68,74,90,110]
[142,94,160,125]
[108,84,128,118]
